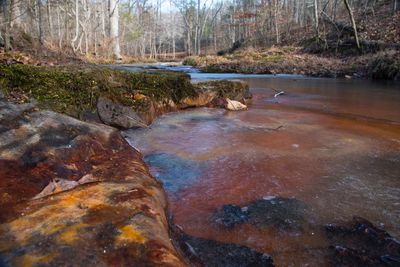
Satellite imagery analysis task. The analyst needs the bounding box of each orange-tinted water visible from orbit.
[125,76,400,266]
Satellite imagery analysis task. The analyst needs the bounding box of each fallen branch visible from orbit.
[265,125,284,131]
[268,88,286,98]
[274,91,285,98]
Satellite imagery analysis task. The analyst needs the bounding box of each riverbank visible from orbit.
[183,47,400,80]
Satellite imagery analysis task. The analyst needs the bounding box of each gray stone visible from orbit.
[0,99,36,122]
[96,97,147,129]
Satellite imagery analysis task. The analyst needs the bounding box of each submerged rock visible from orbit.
[325,216,400,267]
[246,197,307,230]
[173,228,274,267]
[213,204,249,227]
[213,197,307,230]
[0,99,186,266]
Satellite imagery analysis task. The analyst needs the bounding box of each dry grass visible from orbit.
[183,46,399,80]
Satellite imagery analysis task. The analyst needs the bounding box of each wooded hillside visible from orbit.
[0,0,399,61]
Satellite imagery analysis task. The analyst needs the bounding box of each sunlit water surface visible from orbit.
[124,75,400,266]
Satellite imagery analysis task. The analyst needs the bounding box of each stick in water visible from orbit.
[274,91,285,98]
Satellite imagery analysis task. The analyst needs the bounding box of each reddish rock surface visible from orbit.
[0,99,186,266]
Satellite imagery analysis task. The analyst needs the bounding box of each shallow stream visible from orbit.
[124,71,400,266]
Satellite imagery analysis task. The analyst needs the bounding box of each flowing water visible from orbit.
[124,72,400,266]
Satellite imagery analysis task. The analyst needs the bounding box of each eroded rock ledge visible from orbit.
[0,99,186,266]
[0,64,251,129]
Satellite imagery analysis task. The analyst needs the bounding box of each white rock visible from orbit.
[225,98,247,111]
[262,196,276,201]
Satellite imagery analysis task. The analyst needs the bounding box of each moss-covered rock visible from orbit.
[0,64,252,128]
[0,64,197,118]
[195,80,251,101]
[180,80,251,109]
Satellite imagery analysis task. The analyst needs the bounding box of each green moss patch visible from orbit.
[0,64,197,117]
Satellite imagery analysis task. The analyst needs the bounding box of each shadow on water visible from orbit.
[143,153,207,194]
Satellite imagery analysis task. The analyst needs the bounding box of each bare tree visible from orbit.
[109,0,121,59]
[37,0,43,45]
[314,0,319,38]
[343,0,360,50]
[394,0,400,12]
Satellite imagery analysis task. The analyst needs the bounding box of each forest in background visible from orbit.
[0,0,399,62]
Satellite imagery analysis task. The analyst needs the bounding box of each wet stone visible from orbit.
[246,197,307,230]
[180,234,274,267]
[213,197,307,230]
[325,216,400,267]
[213,204,249,227]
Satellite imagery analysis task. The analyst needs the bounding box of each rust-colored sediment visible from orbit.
[127,78,400,267]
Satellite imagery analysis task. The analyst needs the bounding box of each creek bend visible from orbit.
[124,72,400,266]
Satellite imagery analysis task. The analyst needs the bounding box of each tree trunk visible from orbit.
[343,0,361,50]
[37,0,43,46]
[109,0,121,59]
[196,0,200,55]
[11,0,22,28]
[47,0,53,42]
[2,0,12,51]
[274,0,280,44]
[394,0,400,12]
[56,4,62,49]
[71,0,79,52]
[314,0,319,38]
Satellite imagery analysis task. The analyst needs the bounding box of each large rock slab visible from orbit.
[0,99,186,266]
